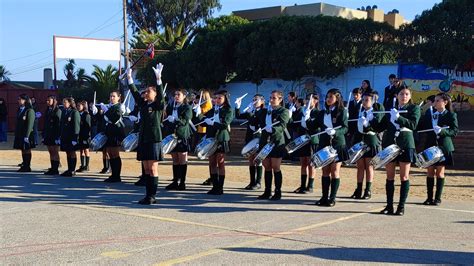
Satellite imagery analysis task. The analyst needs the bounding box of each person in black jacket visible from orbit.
[382,74,402,111]
[13,94,36,172]
[0,98,7,142]
[42,95,62,175]
[59,97,81,176]
[76,101,91,172]
[347,88,362,146]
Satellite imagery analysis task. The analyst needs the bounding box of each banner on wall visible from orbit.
[399,63,474,111]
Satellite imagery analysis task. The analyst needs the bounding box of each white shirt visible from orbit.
[265,106,273,127]
[323,106,335,128]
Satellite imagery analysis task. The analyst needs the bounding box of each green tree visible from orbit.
[89,65,119,103]
[401,0,474,69]
[0,65,11,83]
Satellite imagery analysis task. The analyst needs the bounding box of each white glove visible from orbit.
[289,104,296,113]
[128,115,138,122]
[125,106,131,115]
[152,63,164,85]
[204,118,214,126]
[126,68,133,84]
[91,105,98,115]
[434,125,442,135]
[99,103,108,113]
[390,108,400,120]
[249,125,256,131]
[301,118,307,129]
[55,139,60,145]
[325,127,336,136]
[235,98,242,109]
[72,141,77,146]
[245,102,254,113]
[119,104,126,114]
[35,112,42,119]
[264,124,273,133]
[168,115,176,123]
[367,111,374,121]
[23,137,29,143]
[193,104,202,116]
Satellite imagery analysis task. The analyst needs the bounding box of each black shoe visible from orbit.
[134,177,146,186]
[395,206,405,216]
[293,187,307,194]
[423,199,434,205]
[138,196,157,205]
[76,166,85,173]
[60,170,73,177]
[177,183,186,191]
[316,197,329,206]
[244,183,254,190]
[306,186,314,193]
[165,181,179,190]
[99,168,110,174]
[44,168,59,175]
[270,191,281,200]
[207,188,223,195]
[380,205,394,215]
[18,162,23,167]
[103,176,121,183]
[17,166,31,172]
[257,191,272,200]
[251,183,261,190]
[432,199,441,206]
[327,199,336,207]
[362,190,371,200]
[202,178,212,186]
[350,189,362,199]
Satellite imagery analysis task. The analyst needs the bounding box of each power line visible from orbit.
[1,49,52,63]
[83,8,123,37]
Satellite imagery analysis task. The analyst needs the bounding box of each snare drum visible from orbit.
[161,134,178,154]
[195,137,218,160]
[90,132,107,151]
[370,144,402,170]
[254,143,275,165]
[285,135,310,154]
[121,132,139,152]
[241,138,260,158]
[416,146,445,168]
[310,146,338,169]
[344,141,369,165]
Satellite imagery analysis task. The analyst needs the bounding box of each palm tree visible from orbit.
[90,64,119,102]
[63,59,77,88]
[0,65,11,83]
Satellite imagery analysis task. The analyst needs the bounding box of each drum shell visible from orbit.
[161,134,178,155]
[241,138,260,158]
[285,135,310,154]
[254,143,275,165]
[310,146,338,169]
[370,144,401,170]
[195,137,218,160]
[90,133,108,151]
[121,133,139,152]
[416,146,445,168]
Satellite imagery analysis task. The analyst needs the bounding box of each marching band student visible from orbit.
[165,89,192,191]
[419,93,458,206]
[295,94,320,193]
[360,80,373,94]
[43,95,62,175]
[313,89,349,207]
[59,97,81,177]
[347,88,362,146]
[235,94,265,190]
[378,86,420,216]
[91,90,126,183]
[192,91,214,185]
[255,90,290,200]
[92,107,110,174]
[127,64,165,204]
[13,94,36,172]
[76,101,91,172]
[128,93,148,186]
[198,90,234,195]
[350,91,384,199]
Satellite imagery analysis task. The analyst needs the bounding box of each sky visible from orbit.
[0,0,441,82]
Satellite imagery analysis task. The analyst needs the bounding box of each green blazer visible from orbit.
[200,105,234,142]
[78,112,91,141]
[304,108,321,145]
[235,107,260,143]
[352,103,384,148]
[14,107,35,147]
[255,106,290,147]
[130,83,166,143]
[379,103,420,149]
[60,108,81,142]
[165,103,192,140]
[313,107,348,149]
[418,109,458,152]
[42,107,62,142]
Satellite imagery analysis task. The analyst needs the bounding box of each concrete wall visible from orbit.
[384,13,405,29]
[233,6,284,21]
[367,9,385,23]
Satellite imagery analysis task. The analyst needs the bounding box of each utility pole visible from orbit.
[123,0,129,69]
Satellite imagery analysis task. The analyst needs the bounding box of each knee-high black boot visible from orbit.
[258,171,273,199]
[328,178,340,207]
[396,180,410,216]
[316,176,330,206]
[271,171,283,200]
[380,180,395,214]
[434,177,445,205]
[166,165,179,190]
[207,173,218,194]
[423,177,435,205]
[245,166,256,189]
[178,164,187,190]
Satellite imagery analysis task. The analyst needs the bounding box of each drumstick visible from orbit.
[189,120,197,131]
[392,97,396,108]
[242,101,256,113]
[194,117,215,127]
[163,83,168,94]
[240,120,249,126]
[253,121,280,135]
[417,126,449,133]
[198,91,203,106]
[372,110,408,114]
[310,126,342,137]
[292,118,315,123]
[93,91,96,106]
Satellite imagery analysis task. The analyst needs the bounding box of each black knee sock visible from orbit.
[264,171,273,192]
[70,157,77,172]
[180,164,187,184]
[150,176,158,197]
[24,153,31,167]
[51,160,59,171]
[116,157,122,178]
[21,153,26,165]
[435,177,445,201]
[103,159,108,169]
[321,176,330,199]
[85,156,90,167]
[300,174,307,188]
[172,165,178,182]
[365,181,372,191]
[218,175,225,190]
[274,171,283,193]
[141,163,145,176]
[210,173,218,190]
[399,180,410,208]
[356,182,363,191]
[249,166,256,185]
[80,155,85,167]
[426,177,434,200]
[256,165,263,184]
[330,178,340,200]
[386,180,395,206]
[307,177,314,189]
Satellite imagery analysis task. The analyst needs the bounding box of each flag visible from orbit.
[145,43,155,59]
